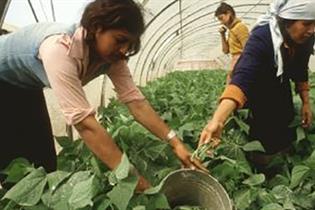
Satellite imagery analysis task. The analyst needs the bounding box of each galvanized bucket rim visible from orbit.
[160,168,234,210]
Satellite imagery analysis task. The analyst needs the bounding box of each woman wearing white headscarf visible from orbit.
[199,0,315,170]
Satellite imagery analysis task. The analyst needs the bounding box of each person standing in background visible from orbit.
[215,2,249,84]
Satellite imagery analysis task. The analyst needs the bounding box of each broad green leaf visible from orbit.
[232,116,250,134]
[69,175,101,209]
[211,161,235,181]
[2,200,18,210]
[179,122,195,132]
[257,190,277,206]
[290,165,310,189]
[291,193,315,209]
[133,205,146,210]
[108,172,119,186]
[173,206,205,210]
[129,194,150,208]
[242,174,265,186]
[296,127,306,142]
[305,150,315,169]
[3,167,47,206]
[24,203,51,210]
[236,161,253,175]
[56,157,76,172]
[234,188,256,210]
[113,153,131,180]
[41,171,91,209]
[271,185,292,202]
[237,109,250,119]
[93,195,111,210]
[129,155,149,176]
[178,122,196,138]
[0,188,5,198]
[283,197,295,210]
[306,134,315,142]
[55,136,73,148]
[220,139,247,161]
[144,142,168,161]
[268,175,290,188]
[147,193,170,209]
[112,125,128,139]
[1,158,34,183]
[260,203,284,210]
[107,175,138,210]
[243,141,265,152]
[90,156,106,177]
[47,171,71,192]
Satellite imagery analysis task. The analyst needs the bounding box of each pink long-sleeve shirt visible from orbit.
[39,27,145,125]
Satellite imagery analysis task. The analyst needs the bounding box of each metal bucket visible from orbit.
[160,169,233,210]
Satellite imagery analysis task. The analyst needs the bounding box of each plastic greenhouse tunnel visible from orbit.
[1,0,315,209]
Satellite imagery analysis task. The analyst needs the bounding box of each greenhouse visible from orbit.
[0,0,315,209]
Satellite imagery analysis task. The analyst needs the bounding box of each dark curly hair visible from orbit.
[80,0,145,56]
[215,2,236,17]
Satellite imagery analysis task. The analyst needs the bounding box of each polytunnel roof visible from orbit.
[1,0,273,84]
[131,0,272,84]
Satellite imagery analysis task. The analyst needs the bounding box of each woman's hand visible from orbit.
[198,120,224,148]
[219,26,227,35]
[171,139,208,172]
[135,175,151,193]
[301,103,312,128]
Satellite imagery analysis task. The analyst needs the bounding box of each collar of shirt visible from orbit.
[67,27,89,76]
[229,18,241,30]
[62,27,109,82]
[68,27,87,59]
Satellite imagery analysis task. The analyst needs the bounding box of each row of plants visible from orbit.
[1,70,315,209]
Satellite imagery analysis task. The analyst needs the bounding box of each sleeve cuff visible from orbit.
[119,88,145,103]
[295,82,310,93]
[64,108,96,125]
[219,84,247,108]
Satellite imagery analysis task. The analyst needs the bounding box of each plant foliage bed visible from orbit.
[1,70,315,210]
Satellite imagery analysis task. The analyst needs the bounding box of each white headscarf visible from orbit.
[255,0,315,77]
